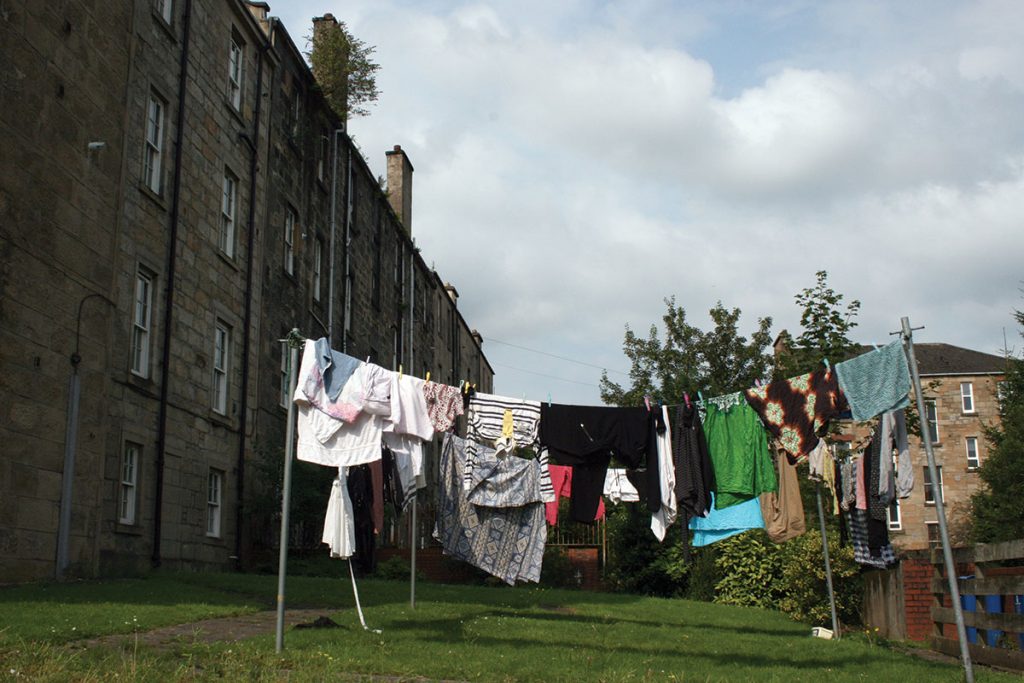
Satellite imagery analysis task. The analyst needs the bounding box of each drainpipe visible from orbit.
[233,34,268,572]
[327,127,343,343]
[152,0,192,568]
[342,143,353,353]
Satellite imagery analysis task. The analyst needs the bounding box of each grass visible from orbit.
[0,572,1019,682]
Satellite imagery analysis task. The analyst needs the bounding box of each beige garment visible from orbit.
[760,444,806,543]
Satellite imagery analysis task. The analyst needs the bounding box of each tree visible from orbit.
[309,18,381,122]
[970,308,1024,543]
[599,298,774,407]
[776,270,860,378]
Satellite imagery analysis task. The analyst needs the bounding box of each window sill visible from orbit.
[115,523,144,536]
[217,249,240,271]
[138,182,168,210]
[225,99,246,127]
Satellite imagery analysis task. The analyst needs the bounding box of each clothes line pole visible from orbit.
[410,496,418,609]
[901,316,973,683]
[275,331,302,653]
[815,482,840,639]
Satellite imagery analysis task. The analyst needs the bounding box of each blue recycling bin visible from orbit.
[981,594,1003,647]
[960,579,978,644]
[1016,595,1024,650]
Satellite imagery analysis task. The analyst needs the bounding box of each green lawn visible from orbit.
[0,572,1016,682]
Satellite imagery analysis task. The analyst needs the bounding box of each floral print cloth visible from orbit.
[743,367,849,459]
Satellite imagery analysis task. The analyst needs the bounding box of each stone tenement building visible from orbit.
[836,344,1006,551]
[0,0,492,582]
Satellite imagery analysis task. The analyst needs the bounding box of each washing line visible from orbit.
[483,336,630,376]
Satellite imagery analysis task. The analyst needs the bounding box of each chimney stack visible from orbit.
[386,145,414,236]
[444,282,458,306]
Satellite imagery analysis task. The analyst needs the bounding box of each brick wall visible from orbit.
[901,552,935,641]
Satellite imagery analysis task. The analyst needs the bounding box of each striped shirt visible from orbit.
[465,392,554,502]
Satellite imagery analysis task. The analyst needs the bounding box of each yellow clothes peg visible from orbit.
[399,364,403,380]
[426,371,431,383]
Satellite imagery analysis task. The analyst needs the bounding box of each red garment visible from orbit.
[546,464,605,526]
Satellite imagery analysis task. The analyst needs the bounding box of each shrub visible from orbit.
[713,531,784,609]
[776,530,862,627]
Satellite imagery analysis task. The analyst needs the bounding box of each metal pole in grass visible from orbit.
[276,331,302,653]
[900,316,974,683]
[816,482,840,638]
[410,497,417,609]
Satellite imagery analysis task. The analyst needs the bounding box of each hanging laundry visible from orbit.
[422,380,464,433]
[539,403,651,523]
[839,456,856,512]
[603,468,640,504]
[759,444,806,543]
[700,393,776,510]
[876,409,913,503]
[467,440,548,509]
[347,464,377,575]
[546,464,606,526]
[689,492,765,547]
[311,337,362,402]
[434,434,546,585]
[385,373,435,442]
[465,392,553,502]
[672,402,715,521]
[322,467,356,559]
[808,441,839,515]
[651,405,677,542]
[383,433,425,501]
[834,340,910,421]
[743,367,848,459]
[847,508,897,569]
[294,339,362,435]
[294,345,391,467]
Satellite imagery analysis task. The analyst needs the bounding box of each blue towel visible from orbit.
[835,340,910,421]
[689,493,764,547]
[314,337,361,401]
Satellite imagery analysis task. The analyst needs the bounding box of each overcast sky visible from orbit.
[275,1,1024,405]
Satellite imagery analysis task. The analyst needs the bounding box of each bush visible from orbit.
[713,531,784,609]
[776,530,862,627]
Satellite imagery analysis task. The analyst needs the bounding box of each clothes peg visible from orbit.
[684,392,691,408]
[425,371,431,383]
[547,393,552,407]
[823,358,830,370]
[398,364,403,380]
[365,356,371,363]
[698,390,704,402]
[643,396,651,412]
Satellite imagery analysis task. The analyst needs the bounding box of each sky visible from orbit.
[274,1,1024,405]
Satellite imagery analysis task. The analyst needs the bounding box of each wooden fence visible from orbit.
[930,538,1024,671]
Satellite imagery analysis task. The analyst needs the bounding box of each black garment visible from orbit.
[861,433,890,553]
[540,404,652,523]
[382,446,406,512]
[672,403,715,519]
[347,464,376,576]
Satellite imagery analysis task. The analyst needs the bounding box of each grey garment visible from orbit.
[840,457,856,511]
[876,409,913,503]
[314,337,361,401]
[466,441,546,509]
[835,340,911,421]
[434,434,546,585]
